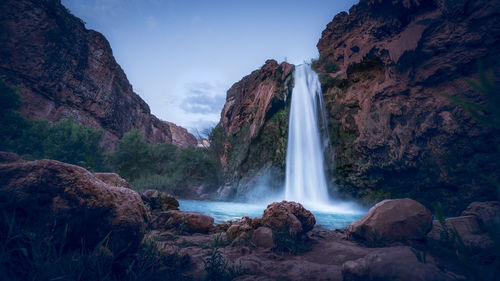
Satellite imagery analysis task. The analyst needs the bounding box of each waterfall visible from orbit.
[284,64,331,206]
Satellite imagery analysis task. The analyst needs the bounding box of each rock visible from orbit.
[427,216,494,254]
[251,227,275,248]
[164,121,198,148]
[314,0,500,214]
[226,216,254,241]
[165,210,214,233]
[341,246,457,281]
[0,158,149,255]
[141,189,179,211]
[461,201,500,230]
[93,172,130,188]
[0,151,22,163]
[262,201,316,238]
[346,199,433,245]
[215,60,294,198]
[0,0,196,150]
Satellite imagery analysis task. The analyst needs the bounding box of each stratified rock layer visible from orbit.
[315,0,500,213]
[0,0,195,150]
[215,60,294,199]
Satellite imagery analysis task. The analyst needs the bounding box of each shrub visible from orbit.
[0,80,27,150]
[110,129,153,181]
[324,61,340,73]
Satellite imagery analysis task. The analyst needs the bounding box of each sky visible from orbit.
[61,0,359,135]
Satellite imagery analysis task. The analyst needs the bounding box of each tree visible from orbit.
[0,80,27,150]
[111,129,153,181]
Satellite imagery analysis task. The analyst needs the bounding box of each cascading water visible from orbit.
[283,64,361,214]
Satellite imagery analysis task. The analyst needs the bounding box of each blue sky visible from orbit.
[61,0,358,134]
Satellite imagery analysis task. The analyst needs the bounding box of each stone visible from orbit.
[141,189,179,211]
[0,158,149,255]
[461,201,500,230]
[251,227,275,248]
[427,216,494,253]
[93,172,130,188]
[165,210,214,233]
[0,151,22,163]
[261,201,316,238]
[226,216,254,241]
[312,0,500,214]
[0,0,196,150]
[346,199,433,245]
[341,246,457,281]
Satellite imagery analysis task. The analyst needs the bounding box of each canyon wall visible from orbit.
[0,0,195,150]
[215,60,294,199]
[314,0,500,213]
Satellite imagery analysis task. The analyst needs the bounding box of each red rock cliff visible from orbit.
[215,60,294,199]
[314,0,500,213]
[164,121,198,148]
[0,0,194,150]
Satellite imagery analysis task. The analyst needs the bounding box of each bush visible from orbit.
[110,129,153,181]
[324,61,340,73]
[0,80,27,150]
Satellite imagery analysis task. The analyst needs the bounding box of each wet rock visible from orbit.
[346,199,433,245]
[93,172,130,188]
[341,246,457,281]
[165,210,214,233]
[0,159,149,255]
[461,201,500,230]
[141,189,179,211]
[262,201,316,238]
[251,227,275,248]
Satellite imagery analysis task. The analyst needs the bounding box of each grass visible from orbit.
[0,212,190,281]
[202,234,246,281]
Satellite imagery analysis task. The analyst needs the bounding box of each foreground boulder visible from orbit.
[0,158,150,255]
[141,189,179,211]
[346,199,432,245]
[152,210,214,233]
[262,201,316,238]
[93,172,130,188]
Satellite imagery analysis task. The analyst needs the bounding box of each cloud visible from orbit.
[180,82,226,114]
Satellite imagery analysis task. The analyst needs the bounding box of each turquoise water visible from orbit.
[179,200,364,230]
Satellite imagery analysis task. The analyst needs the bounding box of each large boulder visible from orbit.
[226,216,254,241]
[0,158,150,255]
[0,151,22,163]
[341,246,457,281]
[251,227,275,248]
[346,199,433,245]
[261,201,316,238]
[461,201,500,230]
[141,189,179,211]
[93,172,130,188]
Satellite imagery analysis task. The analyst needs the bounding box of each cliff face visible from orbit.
[164,121,198,148]
[0,0,194,150]
[314,0,500,213]
[215,60,294,199]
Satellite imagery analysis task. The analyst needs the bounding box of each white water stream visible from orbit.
[284,64,358,214]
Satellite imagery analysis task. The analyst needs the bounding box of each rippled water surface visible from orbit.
[179,200,364,230]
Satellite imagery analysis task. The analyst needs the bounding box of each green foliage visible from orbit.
[443,61,500,127]
[324,61,340,73]
[318,73,344,93]
[0,81,105,171]
[112,128,222,196]
[0,80,27,150]
[110,129,153,181]
[0,212,189,281]
[202,236,246,281]
[272,230,311,255]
